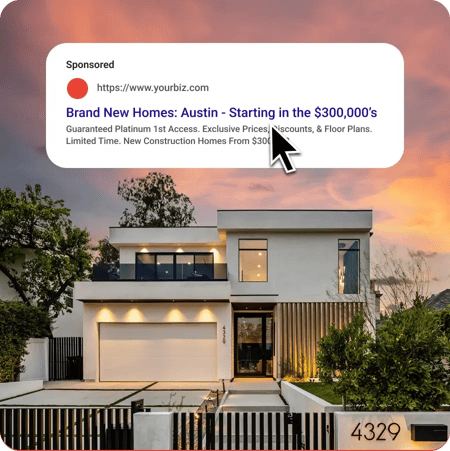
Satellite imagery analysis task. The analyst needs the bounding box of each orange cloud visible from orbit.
[1,0,450,262]
[363,161,450,251]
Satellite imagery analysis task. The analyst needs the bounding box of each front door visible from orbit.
[235,313,273,377]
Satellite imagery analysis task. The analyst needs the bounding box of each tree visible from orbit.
[0,300,51,382]
[316,312,373,410]
[0,185,92,331]
[317,302,450,411]
[326,246,434,323]
[372,246,431,314]
[355,299,450,411]
[94,237,120,267]
[438,307,450,340]
[117,173,196,227]
[326,252,378,331]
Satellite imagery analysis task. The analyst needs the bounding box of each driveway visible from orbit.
[0,381,219,411]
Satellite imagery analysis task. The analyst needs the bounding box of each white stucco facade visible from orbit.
[225,231,371,301]
[83,302,231,381]
[75,210,375,382]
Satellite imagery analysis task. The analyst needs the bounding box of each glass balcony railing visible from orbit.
[92,263,228,281]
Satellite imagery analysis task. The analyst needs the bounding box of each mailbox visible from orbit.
[131,399,144,415]
[411,424,448,442]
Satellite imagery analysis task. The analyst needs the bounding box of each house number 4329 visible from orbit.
[351,422,401,441]
[222,326,226,344]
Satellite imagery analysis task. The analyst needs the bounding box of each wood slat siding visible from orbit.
[277,302,364,378]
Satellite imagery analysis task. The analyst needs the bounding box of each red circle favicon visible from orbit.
[67,78,88,99]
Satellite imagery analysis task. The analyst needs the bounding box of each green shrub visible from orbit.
[0,300,50,382]
[317,302,450,411]
[316,311,373,409]
[356,301,450,411]
[438,306,450,340]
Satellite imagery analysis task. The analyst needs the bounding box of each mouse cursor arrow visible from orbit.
[270,125,301,173]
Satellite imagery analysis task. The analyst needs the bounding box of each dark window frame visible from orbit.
[135,252,215,281]
[238,239,268,283]
[234,312,273,377]
[338,238,360,294]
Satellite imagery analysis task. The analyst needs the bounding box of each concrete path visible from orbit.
[225,378,281,394]
[1,381,215,409]
[116,390,210,407]
[221,393,288,412]
[0,389,138,407]
[221,378,288,412]
[43,380,151,390]
[151,381,223,390]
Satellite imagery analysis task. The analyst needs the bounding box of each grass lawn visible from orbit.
[293,382,342,405]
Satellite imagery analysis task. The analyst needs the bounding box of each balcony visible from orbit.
[77,262,230,301]
[92,262,228,282]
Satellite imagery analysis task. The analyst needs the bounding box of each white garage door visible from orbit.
[99,323,217,382]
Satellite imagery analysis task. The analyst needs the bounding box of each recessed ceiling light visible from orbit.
[258,265,261,268]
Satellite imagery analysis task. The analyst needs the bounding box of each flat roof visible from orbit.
[109,226,223,246]
[217,209,373,212]
[217,210,373,232]
[107,210,373,243]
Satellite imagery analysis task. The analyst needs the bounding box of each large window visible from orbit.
[156,255,174,280]
[239,239,268,282]
[136,252,214,280]
[338,239,359,294]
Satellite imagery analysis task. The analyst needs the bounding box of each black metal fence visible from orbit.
[173,411,335,450]
[49,337,83,381]
[1,408,335,450]
[0,407,133,450]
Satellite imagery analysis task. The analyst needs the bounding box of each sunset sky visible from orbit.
[0,0,449,294]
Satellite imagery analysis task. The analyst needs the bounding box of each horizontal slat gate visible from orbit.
[173,411,335,450]
[0,407,133,450]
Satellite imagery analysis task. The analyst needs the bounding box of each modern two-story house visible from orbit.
[74,210,377,382]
